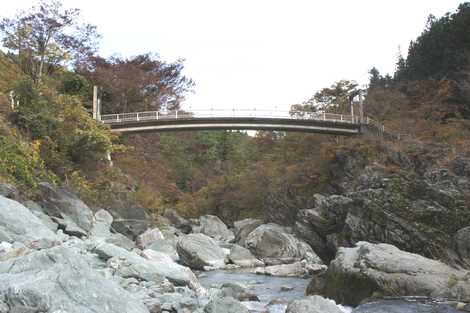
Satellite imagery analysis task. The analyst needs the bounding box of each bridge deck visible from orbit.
[99,110,380,135]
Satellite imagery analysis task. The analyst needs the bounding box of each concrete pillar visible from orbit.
[93,86,98,120]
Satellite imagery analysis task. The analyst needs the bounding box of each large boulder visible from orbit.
[0,196,57,243]
[286,296,343,313]
[245,223,322,264]
[38,182,94,233]
[199,215,235,242]
[177,233,227,270]
[148,239,180,261]
[204,297,249,313]
[93,242,202,291]
[109,204,149,240]
[233,218,263,246]
[141,249,202,292]
[307,242,470,306]
[0,246,149,313]
[136,227,164,249]
[229,244,263,267]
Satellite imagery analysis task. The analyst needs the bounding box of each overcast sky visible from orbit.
[1,0,463,111]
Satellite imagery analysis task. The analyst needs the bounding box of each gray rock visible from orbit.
[352,298,462,313]
[0,196,57,244]
[153,292,200,312]
[451,156,470,178]
[148,239,179,261]
[160,225,182,247]
[0,242,31,262]
[53,216,88,237]
[204,297,249,313]
[0,300,7,313]
[38,182,94,232]
[233,218,263,246]
[177,233,227,270]
[107,201,149,239]
[0,182,19,200]
[23,201,59,232]
[199,215,235,242]
[93,242,202,291]
[219,283,259,301]
[0,245,149,313]
[307,242,470,306]
[141,249,202,292]
[253,261,327,277]
[137,228,164,249]
[106,232,136,251]
[294,219,329,261]
[455,227,470,266]
[90,209,113,239]
[163,210,192,233]
[286,296,343,313]
[228,244,263,267]
[245,223,322,264]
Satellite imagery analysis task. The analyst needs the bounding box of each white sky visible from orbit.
[0,0,463,112]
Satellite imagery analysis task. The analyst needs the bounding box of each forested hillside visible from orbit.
[1,1,469,227]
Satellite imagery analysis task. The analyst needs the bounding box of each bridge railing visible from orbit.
[100,109,360,124]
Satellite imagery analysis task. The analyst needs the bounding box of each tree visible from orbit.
[82,54,194,113]
[0,0,100,82]
[368,67,381,87]
[395,3,470,81]
[313,80,360,113]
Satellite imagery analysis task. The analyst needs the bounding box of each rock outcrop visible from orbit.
[307,242,470,306]
[455,226,470,267]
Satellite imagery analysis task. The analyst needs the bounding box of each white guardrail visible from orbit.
[99,109,362,124]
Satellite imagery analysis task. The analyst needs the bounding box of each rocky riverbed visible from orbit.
[1,153,470,313]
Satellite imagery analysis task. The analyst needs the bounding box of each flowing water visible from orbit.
[199,269,352,313]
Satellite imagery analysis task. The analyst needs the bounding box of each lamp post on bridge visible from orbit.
[92,85,102,121]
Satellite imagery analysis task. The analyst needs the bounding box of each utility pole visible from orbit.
[359,93,364,124]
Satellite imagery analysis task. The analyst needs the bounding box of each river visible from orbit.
[199,269,352,313]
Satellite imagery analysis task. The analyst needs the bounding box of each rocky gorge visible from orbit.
[1,142,470,313]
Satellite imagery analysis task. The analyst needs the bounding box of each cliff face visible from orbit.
[293,139,470,267]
